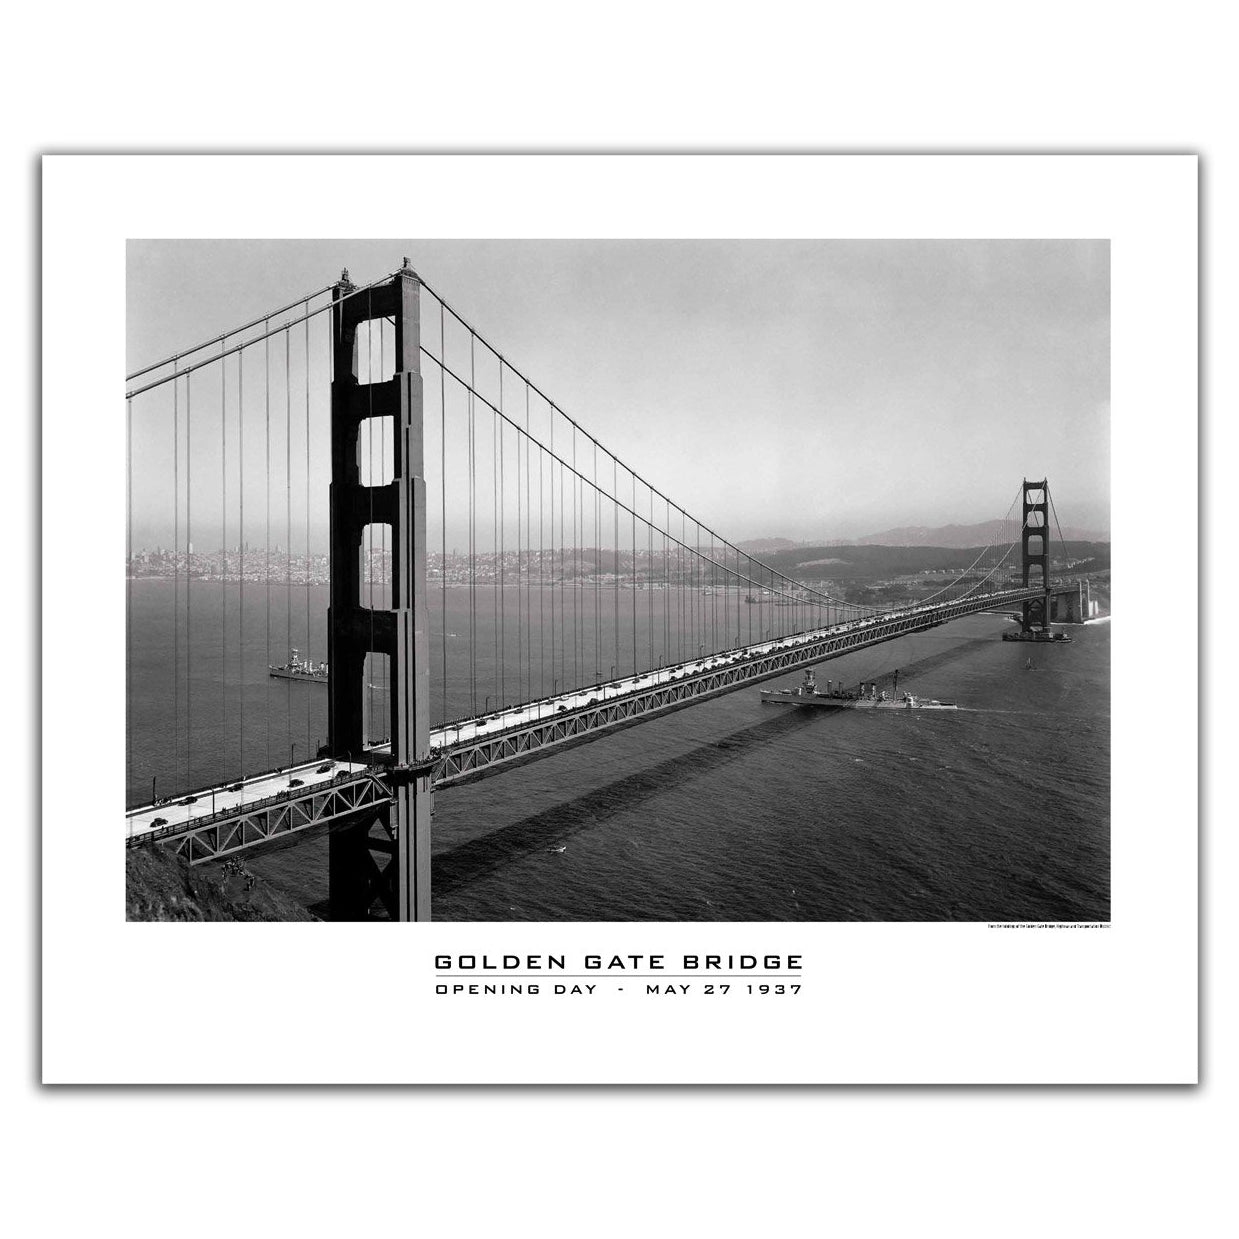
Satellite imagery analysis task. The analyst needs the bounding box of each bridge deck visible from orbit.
[126,760,371,841]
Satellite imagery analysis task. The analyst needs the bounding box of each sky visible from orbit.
[127,239,1109,551]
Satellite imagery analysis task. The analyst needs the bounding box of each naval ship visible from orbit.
[759,668,957,711]
[268,648,328,684]
[1001,627,1071,643]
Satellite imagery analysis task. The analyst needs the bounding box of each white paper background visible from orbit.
[42,154,1196,1085]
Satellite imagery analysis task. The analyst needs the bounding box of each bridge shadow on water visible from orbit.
[431,632,997,898]
[431,709,815,897]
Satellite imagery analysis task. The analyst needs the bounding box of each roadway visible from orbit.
[126,759,370,840]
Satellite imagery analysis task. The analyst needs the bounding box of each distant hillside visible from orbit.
[756,541,1111,581]
[841,520,1110,549]
[735,536,800,554]
[740,520,1109,551]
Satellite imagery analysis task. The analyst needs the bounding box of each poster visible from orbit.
[42,154,1197,1084]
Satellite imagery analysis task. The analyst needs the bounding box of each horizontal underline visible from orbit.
[435,974,800,978]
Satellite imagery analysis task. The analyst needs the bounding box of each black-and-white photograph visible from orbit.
[124,238,1110,923]
[17,9,1224,1221]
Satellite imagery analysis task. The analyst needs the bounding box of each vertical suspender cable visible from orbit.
[732,546,737,645]
[238,345,244,777]
[695,521,701,658]
[469,333,477,715]
[305,307,312,755]
[647,487,653,665]
[440,303,447,724]
[569,431,575,687]
[466,359,471,714]
[549,410,555,693]
[126,396,133,799]
[221,344,227,777]
[737,546,741,645]
[285,327,292,762]
[713,530,723,649]
[264,321,270,773]
[665,499,670,664]
[680,510,685,664]
[712,533,718,651]
[572,429,579,690]
[499,366,505,707]
[580,444,586,681]
[173,379,179,792]
[578,440,584,685]
[525,383,532,703]
[513,370,521,704]
[539,432,544,701]
[631,472,637,677]
[743,551,749,643]
[597,443,602,678]
[186,376,192,787]
[560,438,566,690]
[490,386,495,703]
[613,459,619,681]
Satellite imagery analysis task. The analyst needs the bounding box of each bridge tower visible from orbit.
[327,263,433,921]
[1020,478,1052,633]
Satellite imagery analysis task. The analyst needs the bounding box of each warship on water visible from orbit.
[268,648,328,684]
[759,668,957,711]
[1001,626,1071,644]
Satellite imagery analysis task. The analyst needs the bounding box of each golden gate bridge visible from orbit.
[125,261,1086,919]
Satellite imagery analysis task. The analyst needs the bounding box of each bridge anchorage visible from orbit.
[125,259,1097,922]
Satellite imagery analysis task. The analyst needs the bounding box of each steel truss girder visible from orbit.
[430,587,1044,787]
[130,774,394,866]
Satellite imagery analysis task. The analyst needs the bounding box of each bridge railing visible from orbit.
[126,765,388,846]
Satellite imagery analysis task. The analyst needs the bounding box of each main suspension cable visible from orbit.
[126,274,398,399]
[126,281,336,382]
